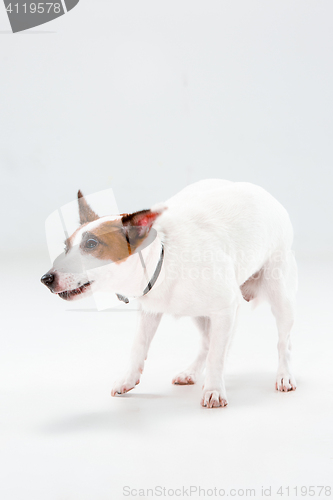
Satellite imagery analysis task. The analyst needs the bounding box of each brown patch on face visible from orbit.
[80,209,163,262]
[66,208,164,262]
[81,220,132,262]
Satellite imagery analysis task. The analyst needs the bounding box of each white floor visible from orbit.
[0,254,332,500]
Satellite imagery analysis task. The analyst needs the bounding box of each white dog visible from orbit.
[41,179,297,408]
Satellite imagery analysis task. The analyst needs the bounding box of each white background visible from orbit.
[0,0,332,254]
[0,2,332,499]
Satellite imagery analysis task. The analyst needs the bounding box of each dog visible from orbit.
[41,179,297,408]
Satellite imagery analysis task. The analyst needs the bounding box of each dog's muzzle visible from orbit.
[41,270,92,300]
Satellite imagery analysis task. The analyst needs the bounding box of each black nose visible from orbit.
[41,273,55,287]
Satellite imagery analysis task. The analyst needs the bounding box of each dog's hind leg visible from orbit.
[111,311,162,396]
[172,316,210,385]
[262,250,298,392]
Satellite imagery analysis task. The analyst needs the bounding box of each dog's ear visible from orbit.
[77,190,99,225]
[121,209,164,249]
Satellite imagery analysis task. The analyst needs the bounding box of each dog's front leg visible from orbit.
[111,311,162,396]
[201,305,239,408]
[172,316,210,385]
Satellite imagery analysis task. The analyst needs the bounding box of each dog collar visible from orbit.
[116,245,164,304]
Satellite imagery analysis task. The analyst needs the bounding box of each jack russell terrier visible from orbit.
[41,179,297,408]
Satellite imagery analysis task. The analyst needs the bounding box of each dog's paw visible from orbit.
[275,373,297,392]
[201,389,228,409]
[111,374,140,397]
[172,370,196,385]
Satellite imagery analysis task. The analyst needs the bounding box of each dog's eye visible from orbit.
[85,238,98,249]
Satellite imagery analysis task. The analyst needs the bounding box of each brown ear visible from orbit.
[77,190,99,225]
[121,209,162,249]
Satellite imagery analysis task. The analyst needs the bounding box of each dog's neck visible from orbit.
[116,244,164,303]
[110,234,164,300]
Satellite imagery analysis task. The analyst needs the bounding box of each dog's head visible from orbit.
[41,191,163,300]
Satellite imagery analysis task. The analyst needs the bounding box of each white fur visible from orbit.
[51,180,298,407]
[111,180,298,406]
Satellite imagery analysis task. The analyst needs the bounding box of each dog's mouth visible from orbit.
[56,281,92,300]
